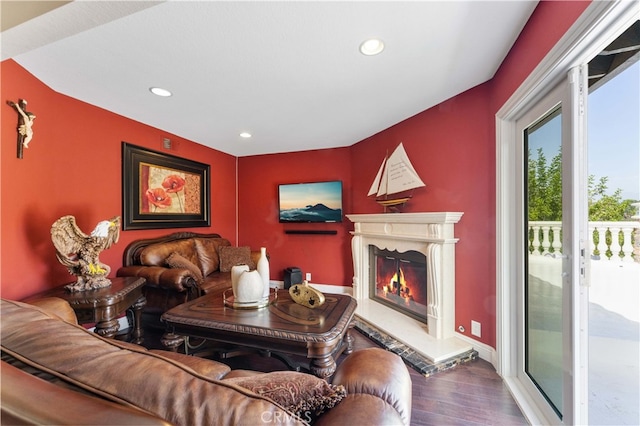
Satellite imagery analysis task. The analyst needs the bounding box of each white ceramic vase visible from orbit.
[257,247,270,298]
[233,269,263,303]
[231,264,249,288]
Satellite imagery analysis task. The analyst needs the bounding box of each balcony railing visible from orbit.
[528,221,640,262]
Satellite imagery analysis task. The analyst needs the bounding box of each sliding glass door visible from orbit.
[514,67,589,424]
[497,4,638,425]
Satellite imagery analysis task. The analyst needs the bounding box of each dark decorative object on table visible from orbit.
[284,267,302,289]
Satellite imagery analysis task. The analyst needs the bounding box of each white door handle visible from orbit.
[545,253,568,259]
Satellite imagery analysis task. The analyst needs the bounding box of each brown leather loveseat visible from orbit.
[117,232,265,319]
[1,298,412,425]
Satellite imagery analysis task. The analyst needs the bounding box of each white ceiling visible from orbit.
[2,1,538,157]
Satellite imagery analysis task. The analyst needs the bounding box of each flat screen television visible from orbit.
[278,181,343,223]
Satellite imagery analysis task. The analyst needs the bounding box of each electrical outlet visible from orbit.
[305,272,311,282]
[471,320,481,337]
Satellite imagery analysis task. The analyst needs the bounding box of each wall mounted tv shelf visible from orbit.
[284,230,338,235]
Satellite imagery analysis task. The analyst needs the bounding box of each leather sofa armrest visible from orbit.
[315,393,406,425]
[117,266,199,293]
[26,297,78,325]
[1,362,171,425]
[148,350,231,380]
[327,348,412,425]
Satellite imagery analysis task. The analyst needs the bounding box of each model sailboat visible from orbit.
[367,143,425,210]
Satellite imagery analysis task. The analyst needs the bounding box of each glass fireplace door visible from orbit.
[370,246,427,322]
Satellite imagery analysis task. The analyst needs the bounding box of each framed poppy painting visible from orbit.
[122,142,210,230]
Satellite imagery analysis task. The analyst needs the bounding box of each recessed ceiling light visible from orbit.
[359,38,384,56]
[239,132,252,139]
[149,87,172,97]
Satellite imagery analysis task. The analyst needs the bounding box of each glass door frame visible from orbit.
[495,2,638,425]
[518,80,573,422]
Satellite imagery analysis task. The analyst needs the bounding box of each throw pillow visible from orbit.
[165,252,204,284]
[224,371,346,421]
[194,238,230,276]
[219,246,253,272]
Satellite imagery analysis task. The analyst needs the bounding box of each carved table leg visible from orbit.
[310,355,336,379]
[95,318,120,339]
[161,333,185,352]
[344,322,355,355]
[128,295,146,345]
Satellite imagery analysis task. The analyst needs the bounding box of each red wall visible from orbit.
[1,60,237,301]
[237,148,352,286]
[491,1,591,111]
[1,0,590,349]
[350,84,496,344]
[236,0,590,348]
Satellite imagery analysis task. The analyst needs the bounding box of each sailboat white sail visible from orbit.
[368,143,425,208]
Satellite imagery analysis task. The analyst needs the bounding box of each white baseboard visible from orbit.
[309,283,353,295]
[455,331,497,365]
[270,281,353,295]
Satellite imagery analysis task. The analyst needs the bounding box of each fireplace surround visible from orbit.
[347,212,472,362]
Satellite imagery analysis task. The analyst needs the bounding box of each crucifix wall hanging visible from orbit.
[7,99,36,159]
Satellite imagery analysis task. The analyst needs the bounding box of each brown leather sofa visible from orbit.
[116,232,265,320]
[1,298,412,425]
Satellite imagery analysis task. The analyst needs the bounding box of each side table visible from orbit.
[24,277,146,344]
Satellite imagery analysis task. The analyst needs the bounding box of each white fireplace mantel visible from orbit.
[349,212,463,225]
[347,212,471,362]
[348,212,463,243]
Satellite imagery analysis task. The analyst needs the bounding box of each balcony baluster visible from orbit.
[529,221,638,263]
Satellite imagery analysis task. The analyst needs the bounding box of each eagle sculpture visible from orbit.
[51,215,121,292]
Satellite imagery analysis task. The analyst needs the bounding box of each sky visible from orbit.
[588,61,639,201]
[529,60,639,202]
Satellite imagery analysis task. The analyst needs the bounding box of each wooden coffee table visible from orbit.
[161,289,357,379]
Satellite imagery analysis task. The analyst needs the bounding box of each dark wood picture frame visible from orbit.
[122,142,210,230]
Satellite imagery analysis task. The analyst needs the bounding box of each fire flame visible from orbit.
[383,268,412,305]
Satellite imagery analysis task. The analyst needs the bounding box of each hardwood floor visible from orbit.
[141,327,527,425]
[408,355,527,425]
[350,330,527,425]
